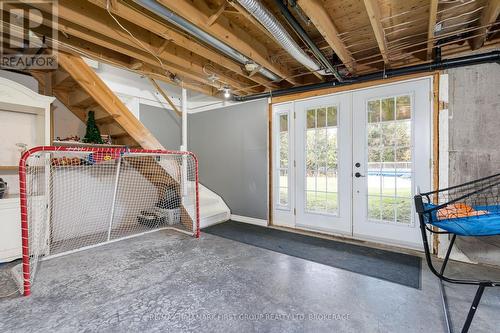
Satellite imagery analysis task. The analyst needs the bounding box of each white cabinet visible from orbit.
[0,196,21,262]
[0,76,54,263]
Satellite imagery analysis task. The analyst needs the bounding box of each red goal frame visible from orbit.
[18,146,200,296]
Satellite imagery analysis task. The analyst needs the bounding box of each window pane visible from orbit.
[396,147,411,162]
[279,114,288,132]
[396,198,412,224]
[306,172,316,191]
[279,169,288,187]
[366,95,413,225]
[381,123,396,146]
[367,100,380,123]
[317,108,327,128]
[279,132,288,168]
[327,106,337,126]
[307,109,316,128]
[381,197,396,222]
[396,171,411,197]
[326,192,338,214]
[367,124,381,147]
[382,147,395,162]
[368,148,381,163]
[279,188,288,206]
[381,97,395,121]
[367,171,381,197]
[306,191,319,211]
[381,173,396,197]
[394,121,411,147]
[396,96,411,120]
[368,196,381,220]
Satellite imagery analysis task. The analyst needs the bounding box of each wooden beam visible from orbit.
[207,2,228,26]
[148,77,182,117]
[17,0,255,93]
[470,0,500,50]
[156,0,298,84]
[363,0,390,65]
[31,70,88,122]
[427,0,439,60]
[86,0,277,89]
[57,52,164,150]
[296,0,355,73]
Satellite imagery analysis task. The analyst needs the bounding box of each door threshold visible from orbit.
[269,224,424,258]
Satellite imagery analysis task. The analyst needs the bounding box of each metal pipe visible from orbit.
[132,0,281,81]
[234,51,500,101]
[235,0,342,80]
[271,0,343,81]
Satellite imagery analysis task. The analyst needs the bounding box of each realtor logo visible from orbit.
[0,0,58,70]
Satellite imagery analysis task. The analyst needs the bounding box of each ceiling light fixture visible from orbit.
[223,87,231,99]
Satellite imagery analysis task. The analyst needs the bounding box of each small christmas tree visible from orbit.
[82,111,104,144]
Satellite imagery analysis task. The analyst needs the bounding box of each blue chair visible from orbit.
[414,173,500,333]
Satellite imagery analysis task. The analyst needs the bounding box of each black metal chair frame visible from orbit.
[415,187,500,333]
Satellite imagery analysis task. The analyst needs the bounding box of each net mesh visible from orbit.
[18,147,199,295]
[417,173,500,232]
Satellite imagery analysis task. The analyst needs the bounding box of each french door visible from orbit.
[272,78,432,249]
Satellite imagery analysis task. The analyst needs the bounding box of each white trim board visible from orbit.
[231,215,268,227]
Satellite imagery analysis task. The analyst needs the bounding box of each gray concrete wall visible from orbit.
[188,100,268,220]
[139,104,181,150]
[446,63,500,266]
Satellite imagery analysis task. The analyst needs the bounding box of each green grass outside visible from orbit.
[280,175,412,223]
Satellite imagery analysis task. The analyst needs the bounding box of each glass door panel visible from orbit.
[352,79,432,248]
[295,93,351,234]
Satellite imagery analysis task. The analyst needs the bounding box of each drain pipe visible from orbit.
[235,0,343,81]
[234,51,500,101]
[271,0,343,81]
[132,0,281,82]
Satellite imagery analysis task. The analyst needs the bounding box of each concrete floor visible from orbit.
[0,229,499,333]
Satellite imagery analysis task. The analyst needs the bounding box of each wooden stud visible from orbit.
[470,0,500,50]
[86,0,278,89]
[156,0,298,84]
[207,2,228,26]
[427,0,439,60]
[297,0,356,73]
[148,77,182,117]
[22,0,255,93]
[363,0,390,65]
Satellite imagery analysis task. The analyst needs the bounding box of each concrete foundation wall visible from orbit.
[446,63,500,266]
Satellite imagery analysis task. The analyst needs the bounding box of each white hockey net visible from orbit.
[18,146,199,296]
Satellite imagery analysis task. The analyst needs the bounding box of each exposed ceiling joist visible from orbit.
[207,2,228,26]
[86,0,277,89]
[427,0,439,60]
[22,0,254,94]
[363,0,390,65]
[470,0,500,50]
[155,0,299,85]
[296,0,355,73]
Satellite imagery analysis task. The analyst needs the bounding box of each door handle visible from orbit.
[354,172,365,178]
